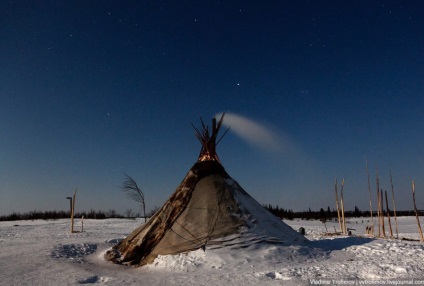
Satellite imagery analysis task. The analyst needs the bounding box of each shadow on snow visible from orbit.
[307,236,374,252]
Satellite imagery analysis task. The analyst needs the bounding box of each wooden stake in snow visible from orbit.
[71,188,77,233]
[390,171,399,239]
[365,158,374,236]
[376,168,382,237]
[81,216,84,233]
[412,181,424,242]
[377,187,381,237]
[66,196,72,233]
[334,178,342,233]
[380,189,386,238]
[340,178,346,234]
[385,190,393,238]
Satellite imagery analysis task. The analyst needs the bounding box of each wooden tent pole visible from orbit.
[340,178,346,234]
[377,189,381,237]
[376,168,381,237]
[365,158,374,236]
[380,189,386,238]
[385,190,393,238]
[71,188,77,233]
[412,181,424,242]
[390,171,399,239]
[66,196,72,233]
[334,178,342,233]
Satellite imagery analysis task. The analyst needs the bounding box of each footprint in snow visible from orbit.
[51,243,97,263]
[105,238,122,245]
[78,275,110,284]
[265,271,290,280]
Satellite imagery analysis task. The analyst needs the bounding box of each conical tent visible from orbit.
[105,114,307,267]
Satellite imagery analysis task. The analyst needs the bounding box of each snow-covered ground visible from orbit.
[1,217,424,285]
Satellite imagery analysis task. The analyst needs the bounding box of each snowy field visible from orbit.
[1,217,424,285]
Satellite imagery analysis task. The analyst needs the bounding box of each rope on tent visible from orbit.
[171,220,204,247]
[169,227,204,248]
[169,196,224,252]
[167,184,228,252]
[204,187,226,248]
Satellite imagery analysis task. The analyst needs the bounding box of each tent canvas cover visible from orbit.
[105,114,307,267]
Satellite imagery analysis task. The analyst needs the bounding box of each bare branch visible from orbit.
[121,174,146,222]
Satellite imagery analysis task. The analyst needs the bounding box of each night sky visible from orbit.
[1,1,424,215]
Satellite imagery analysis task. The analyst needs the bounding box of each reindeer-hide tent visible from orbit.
[105,114,307,267]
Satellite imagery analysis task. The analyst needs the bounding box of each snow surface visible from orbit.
[1,217,424,285]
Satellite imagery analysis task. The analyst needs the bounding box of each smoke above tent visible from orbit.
[215,112,291,155]
[216,112,319,180]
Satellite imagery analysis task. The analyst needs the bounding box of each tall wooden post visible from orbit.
[366,159,374,236]
[390,171,399,239]
[412,181,424,242]
[71,188,77,233]
[380,189,386,238]
[66,197,72,233]
[377,189,381,237]
[376,168,381,237]
[385,190,393,238]
[334,178,342,233]
[340,178,346,234]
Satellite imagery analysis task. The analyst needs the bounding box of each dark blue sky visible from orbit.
[1,1,424,215]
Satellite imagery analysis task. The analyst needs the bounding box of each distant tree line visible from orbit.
[0,209,145,222]
[263,204,424,220]
[2,205,422,222]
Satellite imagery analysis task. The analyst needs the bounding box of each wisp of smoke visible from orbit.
[215,112,322,186]
[216,112,286,154]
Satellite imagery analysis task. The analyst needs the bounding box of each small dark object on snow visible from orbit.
[298,227,305,235]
